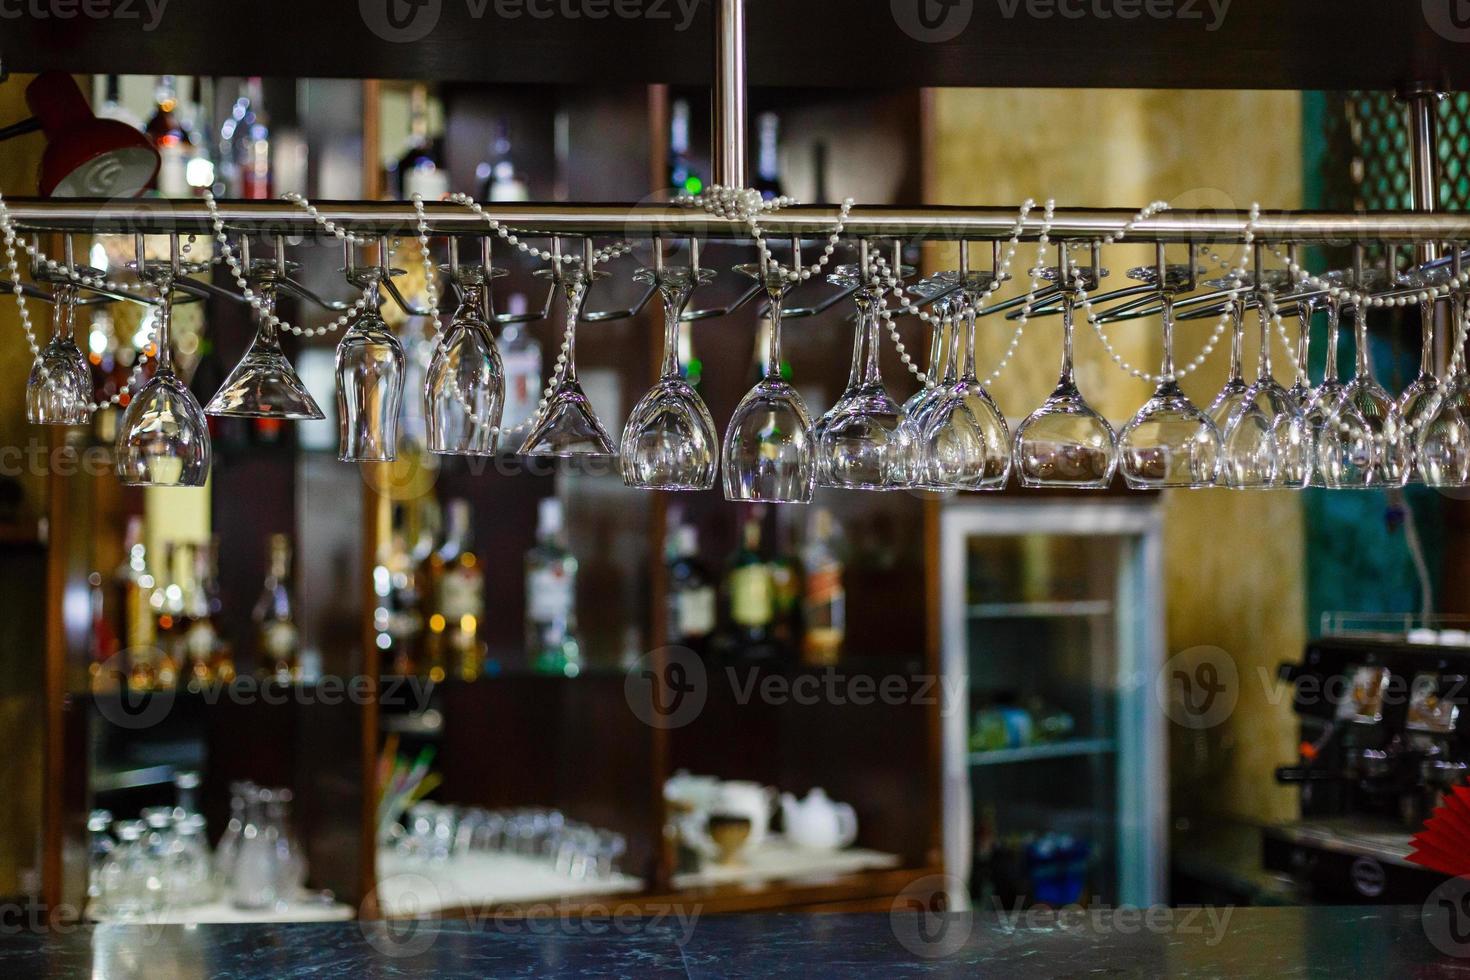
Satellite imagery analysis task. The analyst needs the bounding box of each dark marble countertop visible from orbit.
[6,905,1470,978]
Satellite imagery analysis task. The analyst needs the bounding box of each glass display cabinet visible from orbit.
[940,498,1166,908]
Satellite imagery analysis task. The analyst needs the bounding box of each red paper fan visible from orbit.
[1409,784,1470,877]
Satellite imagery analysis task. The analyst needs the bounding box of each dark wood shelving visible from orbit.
[0,1,1461,91]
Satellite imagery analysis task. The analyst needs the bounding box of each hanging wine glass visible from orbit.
[426,254,507,457]
[1013,249,1117,489]
[1205,285,1252,433]
[205,251,324,420]
[1415,252,1470,487]
[1302,291,1347,487]
[336,252,405,463]
[1317,265,1410,488]
[621,242,718,490]
[918,268,1011,491]
[886,274,958,489]
[722,248,814,503]
[519,242,615,458]
[815,245,905,490]
[116,256,210,488]
[1220,287,1311,489]
[1117,253,1220,489]
[1397,267,1445,482]
[26,281,92,426]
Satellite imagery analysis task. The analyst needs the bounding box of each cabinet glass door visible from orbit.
[941,500,1165,908]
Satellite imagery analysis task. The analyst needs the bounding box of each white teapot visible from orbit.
[780,787,858,851]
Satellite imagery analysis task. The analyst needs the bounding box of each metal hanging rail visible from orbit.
[2,199,1468,244]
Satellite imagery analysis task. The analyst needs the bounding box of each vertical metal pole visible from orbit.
[1405,87,1444,265]
[1404,85,1446,369]
[712,0,748,189]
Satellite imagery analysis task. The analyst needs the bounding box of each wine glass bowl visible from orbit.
[723,262,814,503]
[1014,261,1117,489]
[427,264,508,457]
[205,262,324,420]
[115,280,210,488]
[621,265,719,490]
[336,268,405,463]
[520,265,616,458]
[26,282,92,426]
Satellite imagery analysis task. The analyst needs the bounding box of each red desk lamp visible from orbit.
[0,71,158,197]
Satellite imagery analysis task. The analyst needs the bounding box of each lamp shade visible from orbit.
[25,71,158,198]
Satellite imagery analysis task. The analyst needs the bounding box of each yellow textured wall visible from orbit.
[927,88,1305,826]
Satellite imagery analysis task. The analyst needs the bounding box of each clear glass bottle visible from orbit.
[526,498,581,676]
[478,118,529,202]
[231,787,279,911]
[254,534,299,682]
[668,98,702,196]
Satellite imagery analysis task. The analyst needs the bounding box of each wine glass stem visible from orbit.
[1353,303,1369,379]
[1295,302,1311,385]
[942,311,959,383]
[156,286,174,374]
[962,302,978,381]
[658,288,686,380]
[861,291,883,385]
[1324,299,1340,383]
[257,285,279,346]
[1227,298,1244,381]
[844,295,867,389]
[564,282,583,383]
[765,287,784,381]
[1420,299,1436,378]
[1256,304,1272,381]
[1159,294,1176,380]
[1057,292,1077,387]
[924,314,944,385]
[1455,294,1467,374]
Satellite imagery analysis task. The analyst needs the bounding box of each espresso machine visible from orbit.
[1265,633,1470,903]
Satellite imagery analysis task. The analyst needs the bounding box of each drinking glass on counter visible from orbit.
[392,803,628,882]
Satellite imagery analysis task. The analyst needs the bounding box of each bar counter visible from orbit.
[2,905,1466,978]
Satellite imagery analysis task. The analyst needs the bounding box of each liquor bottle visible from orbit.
[87,571,118,685]
[199,538,235,683]
[477,119,529,202]
[144,542,182,691]
[666,524,716,657]
[668,98,702,196]
[752,111,785,202]
[182,543,222,688]
[391,84,449,201]
[768,515,802,655]
[721,510,778,662]
[429,499,486,682]
[800,508,846,665]
[381,525,424,677]
[497,295,543,450]
[526,497,581,677]
[113,516,157,655]
[178,76,216,195]
[254,534,299,682]
[146,75,192,197]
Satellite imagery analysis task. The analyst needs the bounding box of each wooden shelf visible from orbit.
[0,1,1461,91]
[969,737,1117,767]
